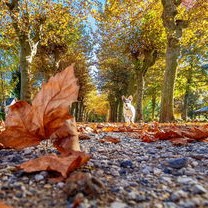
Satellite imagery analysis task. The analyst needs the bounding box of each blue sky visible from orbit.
[87,0,106,32]
[86,0,106,75]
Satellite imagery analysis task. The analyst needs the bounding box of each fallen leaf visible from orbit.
[99,136,121,144]
[181,126,208,140]
[101,126,118,132]
[155,129,182,140]
[97,123,105,129]
[0,101,40,149]
[18,151,90,178]
[0,65,80,152]
[51,118,80,153]
[141,133,159,143]
[0,201,13,208]
[31,65,79,137]
[79,134,91,140]
[117,126,128,132]
[170,137,190,146]
[201,138,208,142]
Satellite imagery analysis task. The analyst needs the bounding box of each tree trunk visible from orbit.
[133,50,157,122]
[151,92,156,120]
[70,102,76,117]
[109,102,118,122]
[136,71,144,122]
[118,101,123,122]
[182,91,189,121]
[78,101,84,122]
[160,41,179,122]
[71,102,79,121]
[11,69,21,99]
[115,101,119,122]
[0,72,6,120]
[85,110,89,122]
[19,40,32,102]
[160,0,188,122]
[109,103,113,122]
[182,68,193,120]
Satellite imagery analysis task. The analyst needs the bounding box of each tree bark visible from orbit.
[160,0,188,122]
[133,49,157,122]
[151,92,156,120]
[136,71,144,121]
[182,68,193,120]
[70,102,79,120]
[160,41,179,122]
[0,72,6,120]
[19,39,32,102]
[118,101,123,122]
[109,102,118,122]
[78,101,85,122]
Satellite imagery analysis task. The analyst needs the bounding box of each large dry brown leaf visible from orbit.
[51,118,81,152]
[0,65,79,151]
[0,201,13,208]
[31,65,79,137]
[0,101,40,149]
[19,151,90,178]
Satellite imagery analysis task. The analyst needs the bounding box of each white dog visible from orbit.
[122,95,136,123]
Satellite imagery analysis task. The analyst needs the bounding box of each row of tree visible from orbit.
[0,0,207,122]
[0,0,95,121]
[93,0,208,122]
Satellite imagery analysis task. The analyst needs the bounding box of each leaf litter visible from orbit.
[77,122,208,145]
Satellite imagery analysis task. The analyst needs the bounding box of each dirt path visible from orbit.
[1,131,208,208]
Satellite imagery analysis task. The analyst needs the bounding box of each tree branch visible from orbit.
[5,0,21,37]
[5,0,19,10]
[142,49,158,75]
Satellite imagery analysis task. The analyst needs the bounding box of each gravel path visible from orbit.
[1,132,208,208]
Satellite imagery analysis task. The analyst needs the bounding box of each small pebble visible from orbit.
[177,176,197,184]
[163,202,177,208]
[57,182,65,189]
[34,174,44,182]
[192,184,207,194]
[110,201,127,208]
[167,158,188,169]
[170,190,188,202]
[120,160,133,168]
